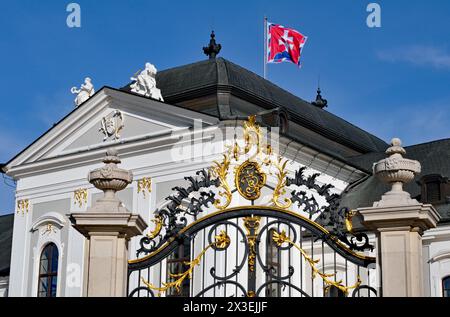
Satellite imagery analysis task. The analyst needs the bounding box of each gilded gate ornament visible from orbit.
[141,230,231,296]
[134,115,373,260]
[236,160,266,200]
[272,229,361,295]
[243,216,261,272]
[146,215,163,239]
[272,157,292,209]
[211,153,232,210]
[129,115,378,298]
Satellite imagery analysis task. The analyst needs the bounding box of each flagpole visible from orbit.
[264,16,268,79]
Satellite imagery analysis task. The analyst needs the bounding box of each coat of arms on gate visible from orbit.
[236,160,266,200]
[99,110,125,141]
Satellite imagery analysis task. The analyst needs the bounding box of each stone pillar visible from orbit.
[358,139,440,297]
[70,149,147,297]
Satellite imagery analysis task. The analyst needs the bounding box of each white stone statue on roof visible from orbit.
[130,62,164,101]
[71,77,95,107]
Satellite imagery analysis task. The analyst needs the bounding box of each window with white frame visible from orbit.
[443,276,450,297]
[37,243,59,297]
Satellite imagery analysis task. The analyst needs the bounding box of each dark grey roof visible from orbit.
[122,58,388,155]
[0,214,13,276]
[341,139,450,222]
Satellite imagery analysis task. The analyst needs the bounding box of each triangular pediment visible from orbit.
[60,110,174,153]
[4,87,218,177]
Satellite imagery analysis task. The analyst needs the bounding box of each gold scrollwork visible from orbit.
[17,199,29,215]
[242,115,273,165]
[243,216,261,272]
[137,177,152,198]
[146,215,163,239]
[244,115,262,156]
[142,230,230,296]
[272,157,292,209]
[211,154,232,210]
[73,188,88,207]
[345,210,356,233]
[272,230,361,295]
[235,160,266,201]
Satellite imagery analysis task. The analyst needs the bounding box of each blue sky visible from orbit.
[1,0,450,215]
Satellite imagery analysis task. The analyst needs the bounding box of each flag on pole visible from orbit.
[267,22,308,67]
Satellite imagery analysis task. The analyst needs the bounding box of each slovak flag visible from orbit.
[267,22,308,67]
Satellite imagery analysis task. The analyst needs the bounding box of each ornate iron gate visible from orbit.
[127,116,378,297]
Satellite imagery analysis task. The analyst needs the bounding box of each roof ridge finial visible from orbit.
[311,78,328,109]
[203,30,222,60]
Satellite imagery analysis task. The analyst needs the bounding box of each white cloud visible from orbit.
[377,45,450,70]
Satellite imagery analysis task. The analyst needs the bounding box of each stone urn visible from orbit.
[87,148,133,213]
[373,138,421,207]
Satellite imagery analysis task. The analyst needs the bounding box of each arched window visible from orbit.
[443,276,450,297]
[38,243,59,297]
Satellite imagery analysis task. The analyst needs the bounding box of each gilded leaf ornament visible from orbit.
[211,154,232,210]
[146,215,163,239]
[272,229,361,295]
[272,157,292,209]
[141,230,230,296]
[345,210,356,233]
[243,216,261,273]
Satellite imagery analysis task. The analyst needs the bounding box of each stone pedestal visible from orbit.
[70,149,147,297]
[358,138,440,297]
[358,204,440,297]
[70,213,146,297]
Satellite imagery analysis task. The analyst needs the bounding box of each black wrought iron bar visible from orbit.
[334,250,337,283]
[277,221,281,296]
[345,259,348,288]
[224,223,228,297]
[357,265,361,297]
[214,226,217,297]
[159,259,162,292]
[288,224,292,297]
[191,234,195,296]
[300,225,303,297]
[311,234,314,296]
[322,240,325,297]
[235,218,239,296]
[147,268,150,297]
[138,269,141,298]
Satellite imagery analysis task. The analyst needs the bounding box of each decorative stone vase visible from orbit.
[373,138,421,207]
[87,148,133,213]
